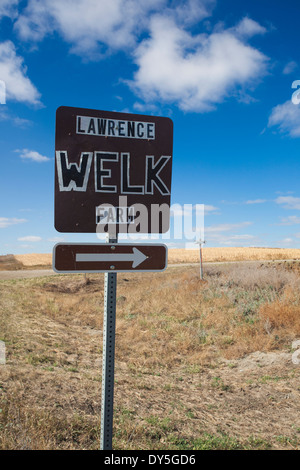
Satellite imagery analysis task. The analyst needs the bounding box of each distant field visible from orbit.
[1,247,299,270]
[14,253,52,267]
[168,247,300,264]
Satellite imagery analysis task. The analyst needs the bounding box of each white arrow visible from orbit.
[75,247,148,268]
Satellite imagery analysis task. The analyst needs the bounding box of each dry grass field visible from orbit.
[1,260,300,450]
[14,253,52,267]
[168,247,300,264]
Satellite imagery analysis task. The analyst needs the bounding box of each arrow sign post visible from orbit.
[53,243,167,273]
[52,240,168,450]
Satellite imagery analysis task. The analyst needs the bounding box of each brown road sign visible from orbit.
[55,106,173,234]
[53,243,168,273]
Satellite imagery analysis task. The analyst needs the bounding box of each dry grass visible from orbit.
[0,261,300,450]
[260,287,300,336]
[0,254,23,271]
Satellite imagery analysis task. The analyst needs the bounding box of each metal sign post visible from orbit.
[100,236,117,450]
[196,239,206,280]
[53,240,167,450]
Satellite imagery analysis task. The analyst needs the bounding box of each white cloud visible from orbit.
[133,101,160,114]
[227,234,255,240]
[18,236,42,242]
[203,204,219,214]
[0,40,41,105]
[171,206,188,217]
[165,241,187,249]
[280,237,294,245]
[275,196,300,210]
[203,222,257,246]
[278,215,300,225]
[233,17,267,38]
[245,199,267,204]
[47,237,64,242]
[172,0,215,26]
[283,60,298,75]
[275,190,295,195]
[268,100,300,137]
[16,148,50,162]
[130,15,268,112]
[207,232,258,246]
[0,108,32,127]
[170,203,213,218]
[0,217,27,228]
[205,221,252,233]
[12,116,32,127]
[222,234,257,245]
[14,0,166,57]
[13,1,268,112]
[14,0,216,56]
[12,1,268,112]
[0,0,18,20]
[171,204,197,217]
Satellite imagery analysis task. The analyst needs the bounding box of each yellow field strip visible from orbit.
[13,247,300,267]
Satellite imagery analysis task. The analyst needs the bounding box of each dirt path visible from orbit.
[0,269,57,280]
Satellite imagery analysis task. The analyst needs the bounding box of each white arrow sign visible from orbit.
[76,247,148,268]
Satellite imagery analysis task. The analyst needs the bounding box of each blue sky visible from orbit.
[1,0,300,253]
